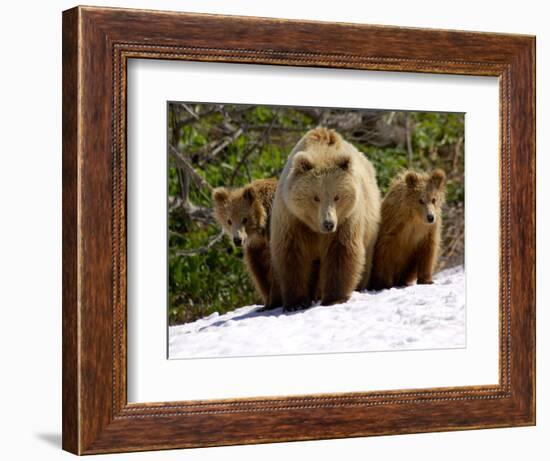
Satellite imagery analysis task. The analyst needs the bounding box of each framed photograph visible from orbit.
[62,5,535,455]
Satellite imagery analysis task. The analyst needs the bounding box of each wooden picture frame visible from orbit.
[62,5,535,455]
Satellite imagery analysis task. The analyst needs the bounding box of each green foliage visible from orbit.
[169,233,255,325]
[168,104,464,325]
[364,146,408,193]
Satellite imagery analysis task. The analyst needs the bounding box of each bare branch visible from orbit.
[229,112,279,185]
[171,230,225,257]
[171,104,224,133]
[180,103,200,120]
[177,166,189,201]
[452,136,464,173]
[198,128,244,167]
[169,144,212,193]
[405,114,414,167]
[168,196,215,225]
[169,229,187,239]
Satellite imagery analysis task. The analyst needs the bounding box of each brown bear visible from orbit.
[270,127,381,311]
[369,169,446,290]
[212,178,282,309]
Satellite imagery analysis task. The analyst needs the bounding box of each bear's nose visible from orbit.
[323,220,335,232]
[233,237,242,246]
[427,214,435,223]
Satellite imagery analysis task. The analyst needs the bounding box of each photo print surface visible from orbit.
[167,102,465,359]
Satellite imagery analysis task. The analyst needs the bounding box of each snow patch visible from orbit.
[169,266,465,359]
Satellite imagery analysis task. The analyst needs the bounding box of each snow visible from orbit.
[169,266,465,359]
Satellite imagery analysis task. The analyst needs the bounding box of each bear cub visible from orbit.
[270,127,381,312]
[369,169,446,290]
[212,178,281,309]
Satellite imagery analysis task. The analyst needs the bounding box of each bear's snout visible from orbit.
[233,237,243,247]
[322,220,336,232]
[426,213,435,223]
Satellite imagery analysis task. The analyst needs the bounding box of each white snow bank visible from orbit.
[169,266,465,359]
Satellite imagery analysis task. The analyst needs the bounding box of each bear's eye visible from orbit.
[314,196,320,202]
[334,195,340,202]
[227,219,232,226]
[431,198,436,204]
[418,199,424,205]
[242,217,248,224]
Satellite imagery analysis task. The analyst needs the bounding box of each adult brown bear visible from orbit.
[270,127,381,311]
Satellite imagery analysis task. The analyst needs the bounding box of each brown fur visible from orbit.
[212,178,281,308]
[270,127,381,311]
[369,169,446,290]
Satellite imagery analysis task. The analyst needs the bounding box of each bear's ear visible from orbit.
[430,169,446,190]
[336,155,352,171]
[212,187,229,205]
[405,171,419,188]
[242,186,255,203]
[292,152,313,175]
[306,127,341,147]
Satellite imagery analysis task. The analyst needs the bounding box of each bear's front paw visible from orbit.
[417,278,434,285]
[257,303,279,312]
[321,295,350,306]
[283,300,311,313]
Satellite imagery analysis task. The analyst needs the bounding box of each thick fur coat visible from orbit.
[369,169,446,290]
[212,178,281,308]
[270,127,381,311]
